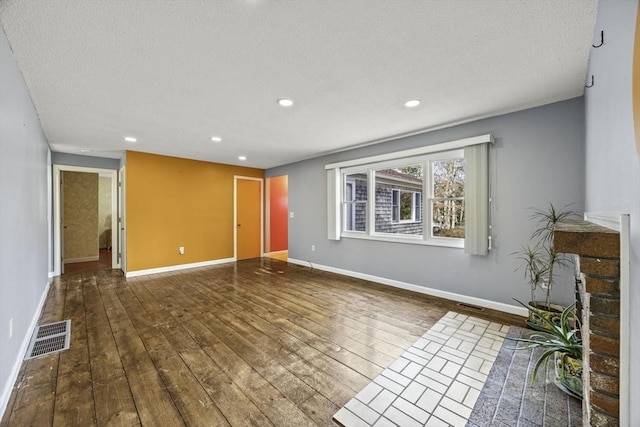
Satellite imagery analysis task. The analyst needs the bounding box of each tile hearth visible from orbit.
[333,311,508,427]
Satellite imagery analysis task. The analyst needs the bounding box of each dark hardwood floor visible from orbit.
[1,258,523,426]
[63,249,112,275]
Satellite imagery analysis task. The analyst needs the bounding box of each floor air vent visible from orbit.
[457,302,485,312]
[25,320,71,360]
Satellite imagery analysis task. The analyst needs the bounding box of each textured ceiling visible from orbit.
[0,1,597,169]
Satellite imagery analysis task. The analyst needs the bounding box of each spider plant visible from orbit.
[510,303,582,381]
[512,203,578,309]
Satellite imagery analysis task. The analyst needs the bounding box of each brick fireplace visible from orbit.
[554,220,624,427]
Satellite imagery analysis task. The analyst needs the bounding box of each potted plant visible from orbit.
[510,303,583,399]
[512,203,579,331]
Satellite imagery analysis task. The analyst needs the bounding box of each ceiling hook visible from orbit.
[585,75,594,88]
[593,30,604,48]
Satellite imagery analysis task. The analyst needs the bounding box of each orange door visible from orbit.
[236,178,262,260]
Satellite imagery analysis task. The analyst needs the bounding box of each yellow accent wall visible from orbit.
[125,151,263,271]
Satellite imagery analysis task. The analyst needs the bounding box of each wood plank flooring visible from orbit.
[1,258,523,427]
[63,249,112,275]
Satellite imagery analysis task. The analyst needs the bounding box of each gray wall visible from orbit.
[52,152,120,170]
[267,98,585,309]
[0,28,51,412]
[584,1,639,423]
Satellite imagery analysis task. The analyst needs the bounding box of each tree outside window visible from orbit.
[430,158,465,238]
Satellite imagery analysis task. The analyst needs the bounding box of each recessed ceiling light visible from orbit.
[80,148,90,153]
[277,98,294,107]
[238,155,247,161]
[210,136,222,143]
[404,99,421,108]
[124,136,137,143]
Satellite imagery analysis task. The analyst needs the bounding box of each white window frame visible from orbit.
[326,134,492,253]
[345,178,357,231]
[341,151,463,247]
[343,175,367,233]
[426,151,465,242]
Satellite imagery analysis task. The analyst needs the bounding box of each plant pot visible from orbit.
[554,352,583,399]
[526,301,565,332]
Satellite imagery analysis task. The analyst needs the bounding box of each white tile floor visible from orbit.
[333,311,509,427]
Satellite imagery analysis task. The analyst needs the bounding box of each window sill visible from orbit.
[340,232,464,248]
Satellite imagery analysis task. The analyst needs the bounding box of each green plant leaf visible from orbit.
[531,348,557,381]
[508,301,582,370]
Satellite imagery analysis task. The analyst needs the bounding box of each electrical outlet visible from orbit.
[290,212,294,218]
[9,318,13,339]
[311,244,315,252]
[179,246,185,255]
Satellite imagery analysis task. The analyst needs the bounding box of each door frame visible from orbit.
[118,166,126,274]
[53,165,119,276]
[233,176,264,260]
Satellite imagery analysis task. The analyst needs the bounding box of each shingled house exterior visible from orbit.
[345,169,423,235]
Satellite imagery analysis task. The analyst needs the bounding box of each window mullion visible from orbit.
[367,168,375,236]
[423,160,430,240]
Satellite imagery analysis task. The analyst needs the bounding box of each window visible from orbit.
[373,165,423,235]
[343,173,367,232]
[430,157,464,238]
[341,151,463,244]
[326,134,491,253]
[345,178,356,231]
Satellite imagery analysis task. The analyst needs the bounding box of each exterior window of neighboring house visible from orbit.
[326,134,491,254]
[392,189,421,223]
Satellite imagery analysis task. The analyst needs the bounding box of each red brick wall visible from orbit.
[555,221,620,427]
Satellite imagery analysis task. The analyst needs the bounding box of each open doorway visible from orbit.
[60,171,113,274]
[53,165,119,276]
[265,175,288,261]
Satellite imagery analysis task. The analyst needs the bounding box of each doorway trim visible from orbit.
[233,176,264,260]
[53,165,119,276]
[118,166,126,273]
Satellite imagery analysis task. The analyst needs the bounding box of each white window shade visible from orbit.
[327,168,341,240]
[464,143,489,255]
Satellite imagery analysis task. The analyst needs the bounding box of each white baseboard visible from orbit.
[265,250,287,257]
[125,257,236,278]
[64,256,99,263]
[287,258,528,317]
[0,280,51,420]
